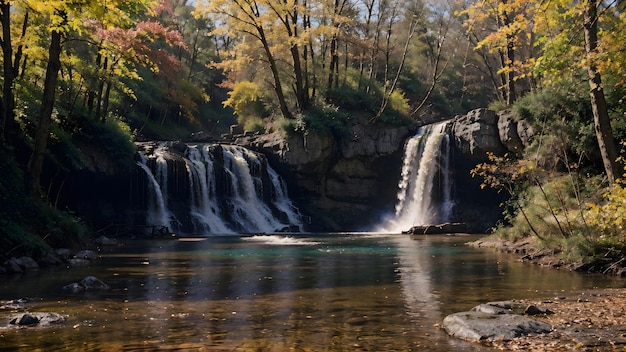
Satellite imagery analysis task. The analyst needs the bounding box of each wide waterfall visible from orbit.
[135,142,302,235]
[377,120,454,233]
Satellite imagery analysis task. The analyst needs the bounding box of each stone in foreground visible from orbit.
[7,312,66,327]
[442,311,551,342]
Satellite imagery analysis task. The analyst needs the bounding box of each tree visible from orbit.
[457,0,534,104]
[26,7,65,194]
[197,0,296,119]
[531,0,624,183]
[582,0,619,183]
[0,1,28,145]
[24,0,155,195]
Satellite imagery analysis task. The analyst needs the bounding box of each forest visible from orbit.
[0,0,625,269]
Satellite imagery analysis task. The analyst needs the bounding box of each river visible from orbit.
[1,233,623,351]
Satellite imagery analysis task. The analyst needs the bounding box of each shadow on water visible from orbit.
[1,233,623,351]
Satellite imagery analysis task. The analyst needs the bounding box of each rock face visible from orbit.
[238,109,534,231]
[238,117,415,230]
[453,108,506,160]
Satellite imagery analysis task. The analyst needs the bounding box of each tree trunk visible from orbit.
[257,25,293,119]
[0,2,14,145]
[583,0,619,183]
[27,29,62,195]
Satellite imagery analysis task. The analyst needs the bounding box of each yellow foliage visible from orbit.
[585,183,626,238]
[223,81,261,116]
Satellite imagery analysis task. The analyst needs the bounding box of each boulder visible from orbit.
[55,248,73,261]
[80,276,110,290]
[517,119,536,147]
[8,312,66,327]
[95,235,118,246]
[230,124,244,136]
[16,256,39,270]
[497,109,524,154]
[453,108,507,161]
[3,258,23,274]
[442,311,552,342]
[62,282,85,293]
[63,276,109,293]
[1,299,27,310]
[74,250,98,261]
[66,258,91,267]
[39,252,63,266]
[403,222,467,235]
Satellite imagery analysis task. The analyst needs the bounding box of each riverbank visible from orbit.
[469,235,626,276]
[483,288,626,351]
[465,235,626,350]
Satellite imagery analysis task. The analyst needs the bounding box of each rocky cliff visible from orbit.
[237,117,416,230]
[237,108,534,232]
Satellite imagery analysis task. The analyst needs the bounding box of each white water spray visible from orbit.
[137,143,302,235]
[377,120,454,233]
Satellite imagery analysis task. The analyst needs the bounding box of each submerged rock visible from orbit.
[0,299,28,310]
[95,236,118,246]
[63,275,110,293]
[74,250,98,261]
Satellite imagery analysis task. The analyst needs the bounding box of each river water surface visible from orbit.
[1,233,624,351]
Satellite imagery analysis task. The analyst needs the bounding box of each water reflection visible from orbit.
[391,235,440,322]
[1,233,623,351]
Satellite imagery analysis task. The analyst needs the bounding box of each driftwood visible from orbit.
[402,222,467,235]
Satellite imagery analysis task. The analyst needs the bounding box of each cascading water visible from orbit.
[136,153,176,229]
[136,143,302,235]
[377,120,454,233]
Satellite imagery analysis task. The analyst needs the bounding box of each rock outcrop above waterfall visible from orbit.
[237,117,416,230]
[452,108,535,162]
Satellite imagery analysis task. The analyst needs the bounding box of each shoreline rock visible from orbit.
[469,234,626,276]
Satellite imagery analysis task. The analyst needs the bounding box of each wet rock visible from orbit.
[403,222,467,235]
[472,301,523,315]
[55,248,73,261]
[525,305,554,316]
[62,282,85,293]
[4,258,23,274]
[17,256,39,270]
[74,250,98,261]
[1,299,27,310]
[95,235,118,246]
[443,311,552,342]
[8,312,66,327]
[39,252,63,266]
[67,258,91,267]
[11,313,39,326]
[63,276,109,292]
[80,276,109,290]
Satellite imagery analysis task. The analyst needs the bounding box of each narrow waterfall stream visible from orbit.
[136,143,302,235]
[377,120,454,233]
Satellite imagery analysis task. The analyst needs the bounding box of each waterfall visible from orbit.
[377,120,454,233]
[135,153,176,229]
[136,143,302,235]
